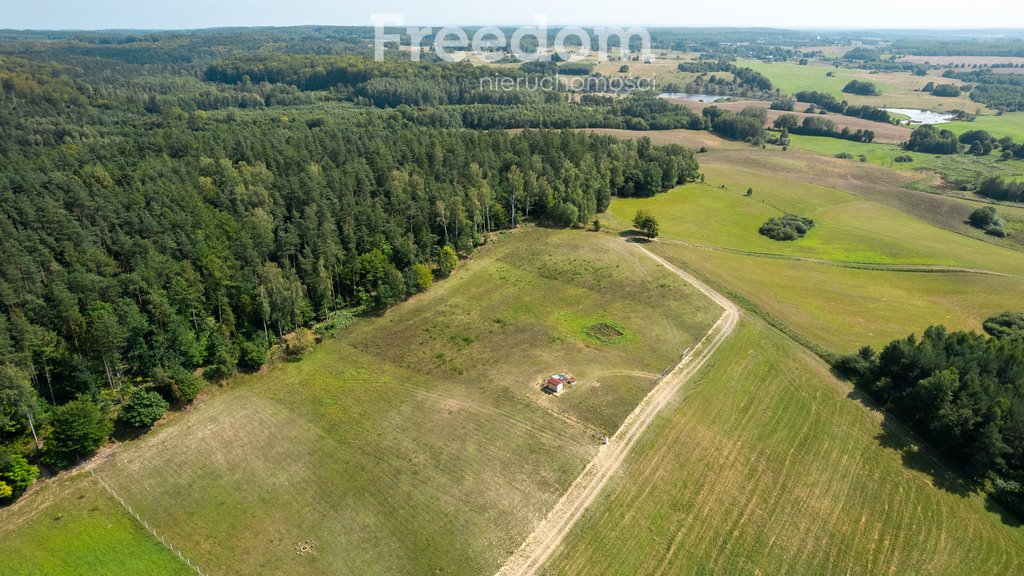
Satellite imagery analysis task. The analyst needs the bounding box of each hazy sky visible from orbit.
[2,0,1020,30]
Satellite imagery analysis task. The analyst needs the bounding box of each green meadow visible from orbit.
[543,317,1024,576]
[0,475,192,576]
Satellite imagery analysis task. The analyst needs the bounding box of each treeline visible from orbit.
[795,91,892,122]
[394,93,706,131]
[702,106,766,142]
[795,90,847,113]
[205,56,540,106]
[773,114,876,143]
[892,38,1024,57]
[904,124,961,154]
[942,69,1024,112]
[676,60,775,95]
[0,27,376,67]
[835,325,1024,516]
[842,47,882,62]
[977,177,1024,202]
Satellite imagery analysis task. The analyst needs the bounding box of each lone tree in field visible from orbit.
[633,209,660,239]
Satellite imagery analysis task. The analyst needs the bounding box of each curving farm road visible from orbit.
[495,241,740,576]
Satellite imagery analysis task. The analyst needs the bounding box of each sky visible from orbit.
[1,0,1021,31]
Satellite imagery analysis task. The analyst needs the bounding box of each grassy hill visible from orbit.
[0,227,719,576]
[608,141,1024,354]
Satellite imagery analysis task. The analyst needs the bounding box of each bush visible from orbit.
[410,263,433,293]
[835,152,854,159]
[894,155,914,163]
[632,209,659,239]
[43,399,113,468]
[759,214,815,241]
[833,346,877,382]
[842,80,881,96]
[437,245,458,277]
[152,364,204,403]
[772,113,799,131]
[968,205,998,229]
[0,449,39,498]
[992,476,1024,519]
[238,337,269,371]
[769,97,795,111]
[931,83,961,97]
[285,328,316,359]
[986,225,1007,237]
[118,389,168,428]
[983,312,1024,341]
[170,366,203,403]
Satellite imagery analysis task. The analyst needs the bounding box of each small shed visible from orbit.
[544,377,564,394]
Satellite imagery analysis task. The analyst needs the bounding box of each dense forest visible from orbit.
[942,69,1024,112]
[836,324,1024,516]
[0,30,702,496]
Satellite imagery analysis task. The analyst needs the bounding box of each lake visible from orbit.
[883,108,954,125]
[659,93,729,103]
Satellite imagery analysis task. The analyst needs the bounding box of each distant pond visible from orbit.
[883,108,955,125]
[659,93,729,102]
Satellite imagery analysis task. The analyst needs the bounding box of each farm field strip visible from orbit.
[656,237,1016,276]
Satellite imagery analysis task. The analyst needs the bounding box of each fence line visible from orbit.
[90,469,207,576]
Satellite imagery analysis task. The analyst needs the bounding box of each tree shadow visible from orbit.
[985,495,1024,527]
[874,416,974,497]
[618,229,643,239]
[110,420,150,443]
[843,385,1022,526]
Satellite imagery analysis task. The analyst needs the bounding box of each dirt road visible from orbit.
[494,241,740,576]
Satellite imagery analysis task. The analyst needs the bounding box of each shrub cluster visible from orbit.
[759,214,815,241]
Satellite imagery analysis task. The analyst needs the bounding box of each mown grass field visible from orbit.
[542,317,1024,576]
[653,243,1024,353]
[946,112,1024,142]
[787,133,1024,183]
[739,59,984,111]
[607,139,1024,355]
[0,474,192,576]
[611,160,1024,272]
[0,227,718,576]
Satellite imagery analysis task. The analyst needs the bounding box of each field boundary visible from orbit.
[658,238,1016,277]
[494,240,740,576]
[89,470,206,576]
